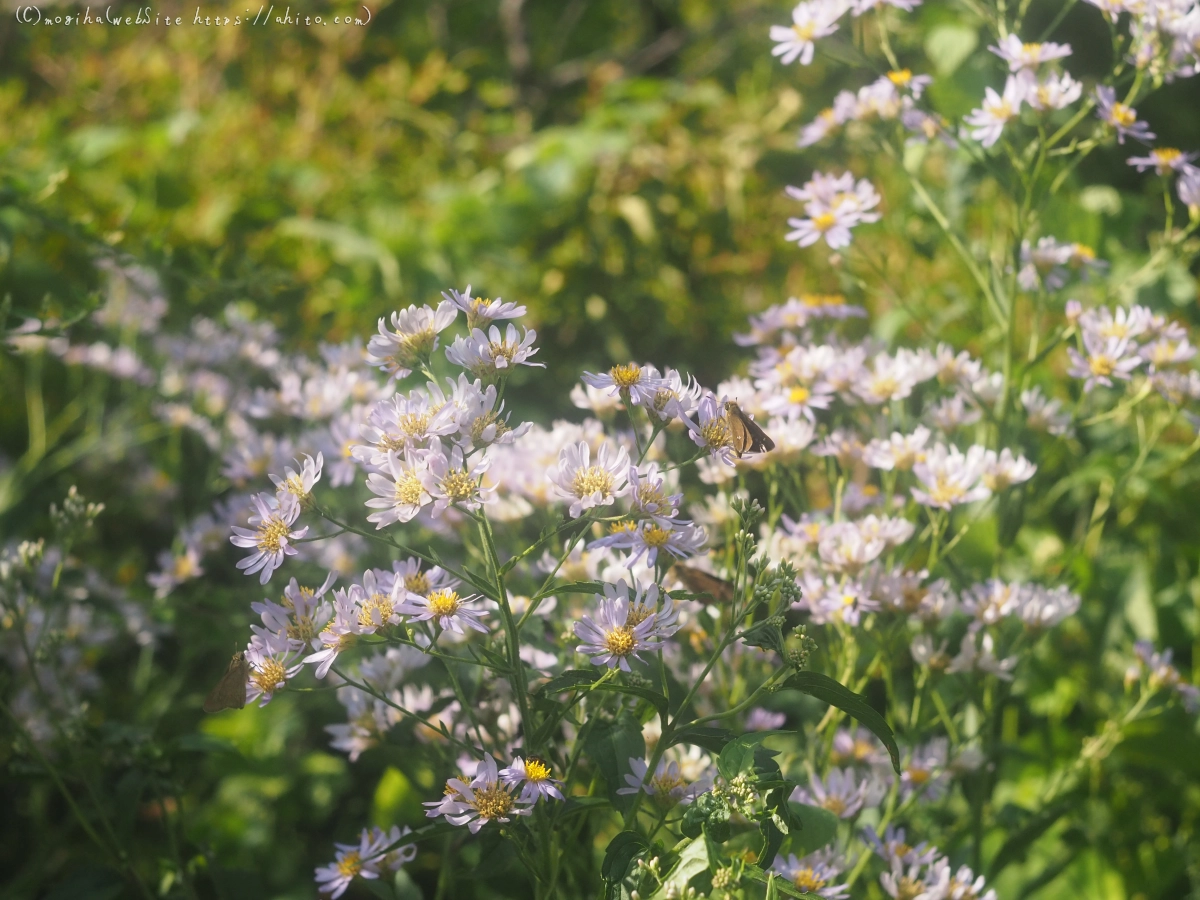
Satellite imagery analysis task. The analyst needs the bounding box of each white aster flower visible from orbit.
[863,427,930,471]
[964,74,1027,147]
[499,756,565,803]
[546,440,632,517]
[445,323,545,379]
[989,34,1072,70]
[396,588,489,635]
[911,444,991,510]
[980,448,1036,490]
[770,849,850,899]
[1094,85,1155,144]
[1026,71,1083,111]
[769,1,843,66]
[573,579,674,670]
[1067,331,1143,390]
[424,755,534,833]
[270,452,323,504]
[441,284,527,330]
[616,755,711,805]
[365,301,457,379]
[792,767,871,818]
[229,492,309,585]
[581,363,664,407]
[244,628,305,706]
[947,631,1017,680]
[364,449,432,528]
[421,439,495,515]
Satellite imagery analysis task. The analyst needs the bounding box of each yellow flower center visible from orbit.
[792,22,816,41]
[472,784,515,820]
[440,470,476,502]
[1089,354,1116,377]
[887,68,912,85]
[397,412,431,437]
[907,767,931,785]
[172,554,197,579]
[610,363,643,388]
[822,796,847,816]
[252,658,286,692]
[358,592,395,627]
[626,603,655,628]
[929,478,967,507]
[395,471,426,506]
[604,624,636,657]
[286,615,317,643]
[341,439,357,459]
[1112,103,1137,127]
[256,517,291,553]
[470,411,509,444]
[813,212,837,232]
[525,759,553,783]
[427,589,461,618]
[609,520,637,534]
[571,465,615,498]
[405,572,430,595]
[1022,41,1042,55]
[282,473,307,498]
[895,877,924,900]
[794,867,827,892]
[336,850,363,878]
[1155,148,1181,167]
[700,417,733,451]
[789,385,811,403]
[642,524,673,548]
[987,98,1013,119]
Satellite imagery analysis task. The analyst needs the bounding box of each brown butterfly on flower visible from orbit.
[724,401,775,458]
[203,651,250,713]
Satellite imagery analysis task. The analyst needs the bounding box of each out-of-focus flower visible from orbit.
[791,767,870,818]
[769,1,844,66]
[964,75,1027,147]
[911,444,992,510]
[770,849,850,899]
[1094,85,1155,144]
[989,34,1072,70]
[616,756,712,805]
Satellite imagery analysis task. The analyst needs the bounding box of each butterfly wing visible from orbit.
[670,564,736,604]
[725,402,775,457]
[203,652,250,713]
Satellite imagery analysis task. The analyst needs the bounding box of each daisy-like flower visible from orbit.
[862,825,940,869]
[581,363,665,407]
[989,34,1072,70]
[365,448,432,528]
[453,378,531,449]
[441,284,527,331]
[1094,85,1155,144]
[1066,331,1144,391]
[423,755,533,833]
[769,1,843,66]
[304,588,371,678]
[681,392,738,464]
[979,448,1036,491]
[964,74,1027,147]
[899,738,950,801]
[947,631,1017,680]
[911,444,991,510]
[791,767,870,818]
[616,756,711,805]
[590,518,708,566]
[921,859,998,900]
[270,452,323,505]
[863,427,930,471]
[366,301,458,379]
[445,324,545,380]
[546,440,632,518]
[627,462,683,518]
[253,572,337,649]
[1026,71,1083,112]
[786,203,861,249]
[421,439,495,515]
[1180,169,1200,208]
[396,588,489,634]
[573,579,673,670]
[355,392,458,467]
[770,849,850,899]
[500,756,565,803]
[230,492,309,585]
[244,628,305,706]
[831,726,887,767]
[1127,147,1199,176]
[314,831,374,899]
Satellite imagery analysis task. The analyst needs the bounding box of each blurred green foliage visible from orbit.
[2,0,1200,898]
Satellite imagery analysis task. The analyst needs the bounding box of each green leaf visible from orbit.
[535,669,669,718]
[585,713,646,812]
[601,830,650,888]
[551,580,607,595]
[536,668,598,695]
[924,24,979,76]
[739,620,786,656]
[649,837,711,899]
[986,792,1083,880]
[784,672,901,774]
[665,724,736,755]
[787,803,840,855]
[716,732,782,783]
[741,866,812,899]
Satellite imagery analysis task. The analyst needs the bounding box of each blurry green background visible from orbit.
[3,0,1200,898]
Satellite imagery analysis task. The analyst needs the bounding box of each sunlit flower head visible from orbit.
[441,284,527,331]
[230,492,309,585]
[546,440,632,518]
[424,755,533,833]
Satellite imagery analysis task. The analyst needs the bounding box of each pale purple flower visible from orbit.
[547,440,632,518]
[964,74,1027,147]
[500,756,565,803]
[791,767,870,818]
[229,492,309,585]
[989,34,1072,70]
[1094,85,1155,144]
[423,755,534,833]
[441,284,526,330]
[769,1,843,66]
[445,323,544,379]
[616,756,711,805]
[1067,331,1143,390]
[396,588,489,635]
[581,363,664,407]
[770,849,850,899]
[911,444,991,510]
[573,579,674,671]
